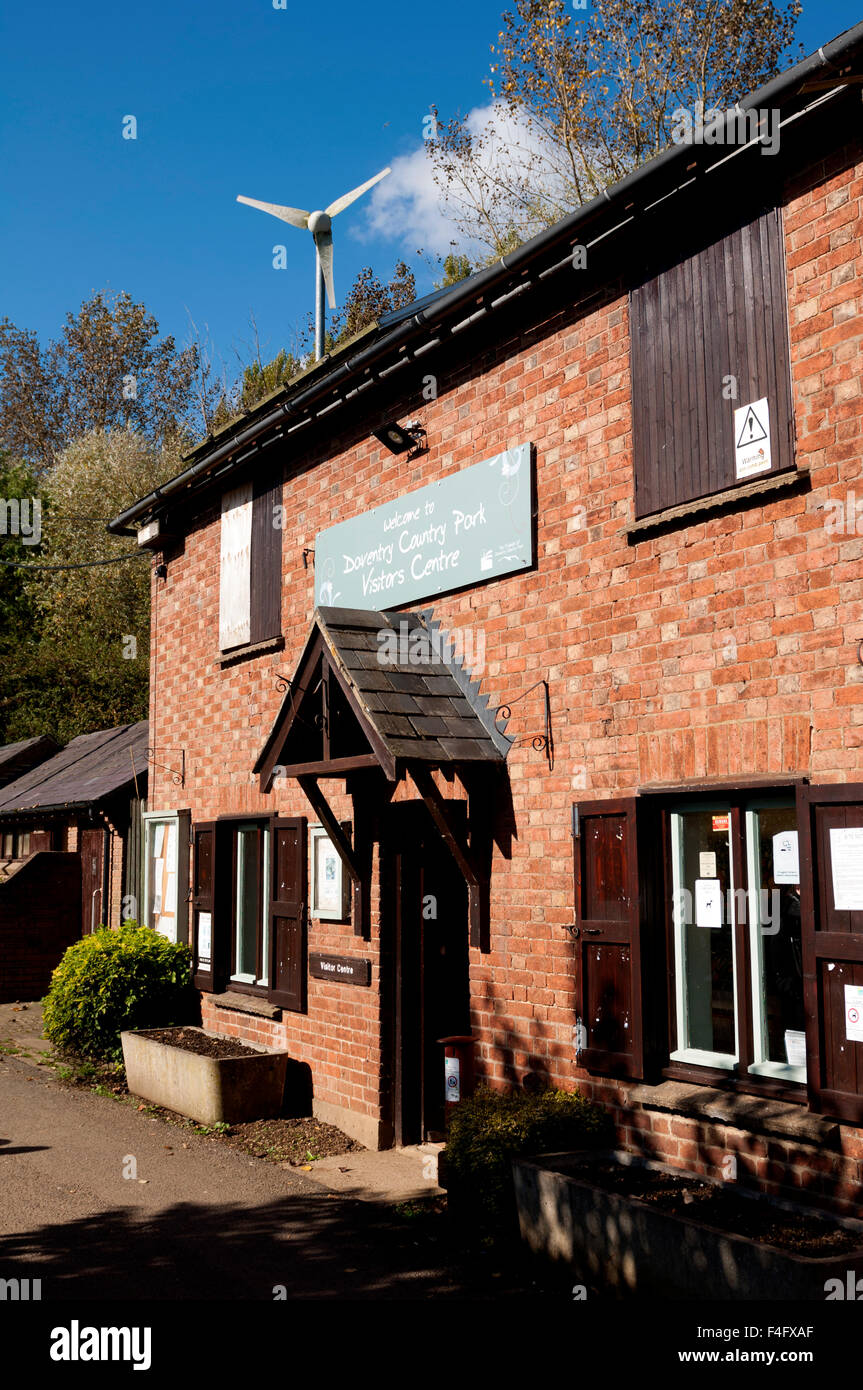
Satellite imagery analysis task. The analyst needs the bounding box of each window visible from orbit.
[1,828,31,859]
[230,821,270,988]
[669,800,804,1082]
[218,475,283,653]
[191,816,307,1011]
[143,811,190,943]
[575,784,863,1123]
[630,205,795,518]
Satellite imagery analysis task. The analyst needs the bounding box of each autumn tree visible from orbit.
[0,429,180,743]
[0,290,203,474]
[428,0,802,262]
[327,260,417,346]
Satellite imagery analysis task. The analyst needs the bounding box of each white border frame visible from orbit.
[310,824,350,921]
[669,802,739,1069]
[745,800,806,1084]
[142,809,190,944]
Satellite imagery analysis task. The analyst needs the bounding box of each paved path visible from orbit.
[0,1050,555,1301]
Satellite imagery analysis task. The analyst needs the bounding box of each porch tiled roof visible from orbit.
[316,607,511,764]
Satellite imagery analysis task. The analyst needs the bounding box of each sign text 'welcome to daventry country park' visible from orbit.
[314,443,534,610]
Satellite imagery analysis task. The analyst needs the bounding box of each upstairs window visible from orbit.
[630,206,795,519]
[219,475,283,653]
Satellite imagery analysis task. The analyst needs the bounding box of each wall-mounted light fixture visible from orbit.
[373,420,426,456]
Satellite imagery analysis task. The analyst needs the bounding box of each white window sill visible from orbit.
[670,1048,737,1070]
[748,1061,806,1085]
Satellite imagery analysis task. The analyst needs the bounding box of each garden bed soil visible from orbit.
[140,1027,263,1060]
[221,1116,365,1166]
[563,1159,860,1256]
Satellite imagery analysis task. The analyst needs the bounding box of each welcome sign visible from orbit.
[314,443,534,610]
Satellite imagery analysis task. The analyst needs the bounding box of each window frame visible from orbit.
[660,787,806,1094]
[228,819,271,994]
[1,827,32,859]
[142,810,190,944]
[668,799,741,1072]
[201,813,307,1012]
[218,473,283,657]
[629,202,796,521]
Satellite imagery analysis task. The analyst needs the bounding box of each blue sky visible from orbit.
[1,1,859,383]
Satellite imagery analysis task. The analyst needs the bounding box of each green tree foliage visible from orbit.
[434,252,473,289]
[43,922,195,1061]
[427,0,802,261]
[210,346,306,429]
[0,429,180,744]
[0,290,202,474]
[327,260,418,347]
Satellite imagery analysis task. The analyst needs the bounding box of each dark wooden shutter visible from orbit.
[192,822,216,991]
[270,816,307,1011]
[249,475,282,645]
[797,784,863,1124]
[573,798,656,1079]
[631,205,794,518]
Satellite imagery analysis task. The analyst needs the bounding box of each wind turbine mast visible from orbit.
[236,167,391,361]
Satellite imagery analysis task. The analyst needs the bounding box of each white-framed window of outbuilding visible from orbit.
[143,810,190,943]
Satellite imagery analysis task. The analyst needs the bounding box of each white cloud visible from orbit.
[361,102,566,262]
[360,140,467,260]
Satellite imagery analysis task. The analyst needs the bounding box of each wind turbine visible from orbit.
[237,167,391,361]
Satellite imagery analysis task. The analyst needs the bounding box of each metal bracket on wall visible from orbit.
[147,746,185,788]
[493,679,554,770]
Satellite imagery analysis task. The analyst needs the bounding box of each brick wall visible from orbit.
[148,136,863,1170]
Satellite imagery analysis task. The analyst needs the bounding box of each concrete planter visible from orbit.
[121,1026,290,1126]
[512,1150,863,1301]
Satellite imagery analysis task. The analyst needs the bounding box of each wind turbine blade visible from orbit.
[316,230,336,309]
[325,167,391,218]
[236,196,310,229]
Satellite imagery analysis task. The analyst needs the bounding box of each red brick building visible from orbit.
[112,26,863,1211]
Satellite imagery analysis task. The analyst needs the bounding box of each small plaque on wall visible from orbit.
[309,952,371,987]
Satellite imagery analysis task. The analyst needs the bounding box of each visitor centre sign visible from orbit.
[314,442,534,610]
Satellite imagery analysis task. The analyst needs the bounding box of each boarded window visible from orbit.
[250,476,282,645]
[630,206,794,519]
[218,474,282,651]
[219,485,252,650]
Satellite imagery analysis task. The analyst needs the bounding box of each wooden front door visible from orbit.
[385,802,470,1146]
[80,827,106,933]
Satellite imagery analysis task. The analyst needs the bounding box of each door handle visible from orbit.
[584,928,602,935]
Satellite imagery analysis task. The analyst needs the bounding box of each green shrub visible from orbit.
[444,1084,613,1237]
[43,922,195,1061]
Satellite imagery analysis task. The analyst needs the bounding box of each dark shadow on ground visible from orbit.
[0,1193,573,1301]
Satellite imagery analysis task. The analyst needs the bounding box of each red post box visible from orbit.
[437,1035,475,1113]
